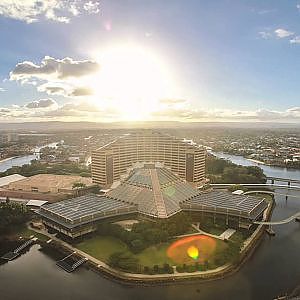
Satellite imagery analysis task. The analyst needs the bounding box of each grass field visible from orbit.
[9,225,49,242]
[76,236,128,262]
[136,243,173,266]
[75,234,228,267]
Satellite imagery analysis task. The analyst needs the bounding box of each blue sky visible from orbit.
[0,0,300,122]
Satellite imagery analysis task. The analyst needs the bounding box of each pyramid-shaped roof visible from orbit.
[106,166,200,218]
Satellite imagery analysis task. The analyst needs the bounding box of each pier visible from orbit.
[56,252,88,273]
[1,237,37,261]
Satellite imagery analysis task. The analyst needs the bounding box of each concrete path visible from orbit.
[219,229,236,240]
[28,225,230,280]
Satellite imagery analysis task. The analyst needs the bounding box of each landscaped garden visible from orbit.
[75,213,244,275]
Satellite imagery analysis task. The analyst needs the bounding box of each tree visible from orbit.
[72,182,87,196]
[130,239,145,253]
[108,252,139,272]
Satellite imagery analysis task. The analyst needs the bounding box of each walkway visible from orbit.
[176,224,236,241]
[244,190,300,199]
[254,212,300,225]
[28,225,231,280]
[211,183,300,191]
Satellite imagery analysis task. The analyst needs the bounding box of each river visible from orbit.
[0,153,299,300]
[0,142,59,173]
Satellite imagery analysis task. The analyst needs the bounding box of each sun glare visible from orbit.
[91,44,174,120]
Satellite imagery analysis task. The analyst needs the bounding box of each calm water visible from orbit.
[214,152,300,181]
[0,154,300,300]
[0,142,59,172]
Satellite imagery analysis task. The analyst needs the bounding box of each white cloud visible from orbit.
[10,56,100,81]
[0,0,100,24]
[258,31,272,39]
[290,36,300,44]
[37,82,94,97]
[0,87,5,92]
[25,98,58,109]
[83,1,100,14]
[274,28,294,38]
[0,102,300,122]
[10,56,99,99]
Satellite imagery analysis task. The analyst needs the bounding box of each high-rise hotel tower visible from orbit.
[91,131,206,187]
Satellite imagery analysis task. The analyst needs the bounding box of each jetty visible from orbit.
[56,252,88,273]
[1,237,37,261]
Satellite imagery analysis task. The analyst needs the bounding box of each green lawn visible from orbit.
[206,227,225,236]
[75,234,230,268]
[136,243,173,266]
[10,225,49,242]
[76,236,128,262]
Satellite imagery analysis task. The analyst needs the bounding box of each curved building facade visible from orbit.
[91,131,206,187]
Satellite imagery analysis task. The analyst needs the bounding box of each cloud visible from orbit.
[70,87,94,96]
[290,36,300,44]
[258,31,272,39]
[37,82,94,97]
[150,106,300,122]
[0,87,5,92]
[10,56,100,81]
[25,98,58,109]
[0,1,100,24]
[274,28,294,38]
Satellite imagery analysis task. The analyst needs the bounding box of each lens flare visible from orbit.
[187,245,199,260]
[167,235,217,264]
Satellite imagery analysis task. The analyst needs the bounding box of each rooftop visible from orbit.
[107,166,199,218]
[182,190,268,220]
[38,194,136,228]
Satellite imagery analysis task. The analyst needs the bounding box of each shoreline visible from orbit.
[0,156,18,163]
[214,151,300,170]
[26,195,274,285]
[0,192,275,286]
[246,158,265,165]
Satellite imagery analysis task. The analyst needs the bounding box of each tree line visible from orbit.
[206,155,267,184]
[0,202,30,234]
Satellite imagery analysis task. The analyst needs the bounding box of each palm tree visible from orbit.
[72,182,87,196]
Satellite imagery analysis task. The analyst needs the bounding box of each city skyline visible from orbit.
[1,0,300,123]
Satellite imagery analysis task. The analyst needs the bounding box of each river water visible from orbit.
[0,142,59,173]
[0,154,300,300]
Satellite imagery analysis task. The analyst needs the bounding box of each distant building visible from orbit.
[0,133,19,144]
[0,134,8,145]
[92,131,206,187]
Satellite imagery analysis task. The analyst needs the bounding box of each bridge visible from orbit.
[210,183,300,191]
[267,177,300,187]
[254,212,300,225]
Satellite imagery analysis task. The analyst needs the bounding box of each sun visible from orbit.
[90,44,175,121]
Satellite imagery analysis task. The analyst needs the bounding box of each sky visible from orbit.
[0,0,300,123]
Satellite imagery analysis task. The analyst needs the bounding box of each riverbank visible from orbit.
[0,156,18,163]
[26,196,274,286]
[214,151,300,170]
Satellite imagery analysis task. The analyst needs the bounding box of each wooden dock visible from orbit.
[56,252,88,273]
[1,238,37,261]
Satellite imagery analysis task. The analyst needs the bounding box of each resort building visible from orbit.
[38,164,267,238]
[91,131,206,187]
